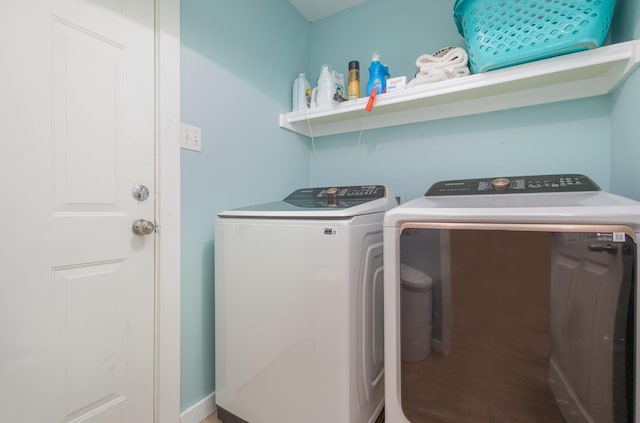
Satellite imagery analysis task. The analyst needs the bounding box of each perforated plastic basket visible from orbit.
[454,0,616,73]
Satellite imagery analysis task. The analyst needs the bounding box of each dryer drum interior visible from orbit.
[398,225,635,423]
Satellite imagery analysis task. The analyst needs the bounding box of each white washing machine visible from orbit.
[215,185,396,423]
[383,174,640,423]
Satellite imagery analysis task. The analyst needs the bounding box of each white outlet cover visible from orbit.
[180,123,202,152]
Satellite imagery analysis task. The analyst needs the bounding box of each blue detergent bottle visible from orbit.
[366,52,390,96]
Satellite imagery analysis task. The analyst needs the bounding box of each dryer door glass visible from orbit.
[398,228,635,423]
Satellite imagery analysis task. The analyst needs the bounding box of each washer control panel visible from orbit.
[285,185,386,208]
[425,174,600,196]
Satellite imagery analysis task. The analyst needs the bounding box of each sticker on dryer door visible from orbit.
[595,232,626,242]
[613,232,626,242]
[324,228,336,235]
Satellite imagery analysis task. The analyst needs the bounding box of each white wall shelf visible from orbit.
[279,40,640,138]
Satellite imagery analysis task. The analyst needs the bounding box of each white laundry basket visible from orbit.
[400,264,434,362]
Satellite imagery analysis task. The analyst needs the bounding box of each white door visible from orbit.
[0,0,156,422]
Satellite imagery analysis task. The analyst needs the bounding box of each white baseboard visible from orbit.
[180,392,216,423]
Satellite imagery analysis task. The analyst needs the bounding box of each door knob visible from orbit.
[132,219,155,236]
[132,184,150,201]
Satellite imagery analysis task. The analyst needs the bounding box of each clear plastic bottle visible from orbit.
[333,70,346,103]
[292,73,311,112]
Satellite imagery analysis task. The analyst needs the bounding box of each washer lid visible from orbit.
[218,185,394,218]
[385,174,640,229]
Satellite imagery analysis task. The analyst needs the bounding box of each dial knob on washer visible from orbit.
[491,178,511,190]
[326,187,339,206]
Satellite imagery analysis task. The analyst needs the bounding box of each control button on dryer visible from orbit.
[491,178,511,190]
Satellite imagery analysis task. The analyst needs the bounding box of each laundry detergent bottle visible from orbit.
[311,65,347,107]
[366,52,390,96]
[311,65,333,108]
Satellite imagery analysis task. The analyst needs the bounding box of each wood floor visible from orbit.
[200,411,222,423]
[401,230,566,423]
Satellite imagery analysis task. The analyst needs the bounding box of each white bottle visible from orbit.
[312,65,333,108]
[292,73,311,112]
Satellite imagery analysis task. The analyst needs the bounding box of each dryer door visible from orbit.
[550,232,635,423]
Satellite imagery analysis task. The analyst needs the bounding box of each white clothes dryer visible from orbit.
[215,185,396,423]
[383,174,640,423]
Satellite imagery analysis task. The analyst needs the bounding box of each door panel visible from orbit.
[54,260,127,417]
[53,17,124,211]
[0,1,156,422]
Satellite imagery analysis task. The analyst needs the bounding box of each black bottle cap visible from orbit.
[349,60,359,70]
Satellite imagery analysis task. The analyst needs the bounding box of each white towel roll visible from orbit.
[408,46,471,86]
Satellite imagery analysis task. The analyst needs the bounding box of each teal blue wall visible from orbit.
[180,0,310,411]
[610,0,640,199]
[611,0,639,42]
[610,70,640,199]
[307,98,611,202]
[306,0,630,198]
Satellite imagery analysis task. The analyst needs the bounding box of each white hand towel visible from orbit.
[415,46,468,72]
[408,46,471,87]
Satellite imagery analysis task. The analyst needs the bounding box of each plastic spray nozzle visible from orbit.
[365,88,377,112]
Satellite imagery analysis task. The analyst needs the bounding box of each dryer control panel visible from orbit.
[426,174,600,196]
[285,185,386,208]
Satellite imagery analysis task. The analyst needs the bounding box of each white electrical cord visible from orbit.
[304,106,369,169]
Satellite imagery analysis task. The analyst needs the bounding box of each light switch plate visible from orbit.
[180,123,202,152]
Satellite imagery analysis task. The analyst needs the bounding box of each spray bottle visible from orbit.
[348,60,360,101]
[366,52,390,96]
